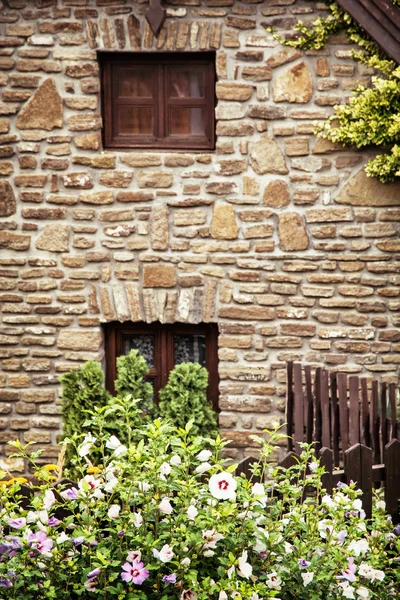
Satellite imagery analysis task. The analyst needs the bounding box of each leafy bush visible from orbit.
[273,1,400,182]
[61,351,154,472]
[115,349,154,416]
[1,419,400,600]
[159,362,218,437]
[60,361,110,467]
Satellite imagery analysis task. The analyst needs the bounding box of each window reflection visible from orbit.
[174,335,206,366]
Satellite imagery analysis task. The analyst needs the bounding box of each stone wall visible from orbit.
[0,0,399,472]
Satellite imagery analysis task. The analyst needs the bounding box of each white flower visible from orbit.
[204,549,214,557]
[195,462,212,474]
[181,557,190,566]
[39,510,49,524]
[104,478,118,493]
[132,512,143,527]
[92,487,104,500]
[56,532,69,545]
[238,550,252,579]
[376,500,386,511]
[154,544,174,563]
[227,565,235,579]
[105,435,127,458]
[318,519,334,539]
[78,433,96,457]
[209,472,237,501]
[348,539,369,557]
[353,499,363,512]
[138,481,150,492]
[127,549,142,562]
[26,511,39,524]
[251,482,265,496]
[160,462,171,476]
[339,582,355,599]
[170,455,181,466]
[187,505,198,520]
[78,474,100,493]
[202,529,224,549]
[358,564,384,582]
[322,495,335,508]
[309,461,319,473]
[251,482,268,507]
[43,490,55,510]
[356,587,370,599]
[371,569,384,582]
[219,592,228,600]
[301,572,314,587]
[107,504,120,520]
[284,542,293,554]
[197,450,212,462]
[266,571,282,590]
[159,497,173,515]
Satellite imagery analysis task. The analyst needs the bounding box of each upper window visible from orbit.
[104,322,219,410]
[101,52,216,150]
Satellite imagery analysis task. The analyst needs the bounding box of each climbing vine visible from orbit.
[274,1,400,183]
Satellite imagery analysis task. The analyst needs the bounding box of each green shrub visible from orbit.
[115,349,154,415]
[61,351,154,471]
[60,360,110,467]
[159,362,218,437]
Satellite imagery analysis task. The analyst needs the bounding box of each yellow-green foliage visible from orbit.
[273,1,400,183]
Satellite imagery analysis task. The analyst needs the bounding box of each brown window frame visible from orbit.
[104,322,219,411]
[100,52,216,151]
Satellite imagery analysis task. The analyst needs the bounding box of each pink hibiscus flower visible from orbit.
[27,531,53,556]
[121,560,150,585]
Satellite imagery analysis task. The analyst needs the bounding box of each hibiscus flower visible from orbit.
[121,560,149,585]
[208,472,237,501]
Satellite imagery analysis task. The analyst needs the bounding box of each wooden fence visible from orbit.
[235,440,400,524]
[286,361,400,466]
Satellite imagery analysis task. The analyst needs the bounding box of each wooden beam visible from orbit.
[337,0,400,63]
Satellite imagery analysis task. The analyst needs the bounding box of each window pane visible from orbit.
[123,334,155,368]
[169,69,205,98]
[174,335,206,366]
[118,68,154,98]
[170,107,205,136]
[118,107,154,135]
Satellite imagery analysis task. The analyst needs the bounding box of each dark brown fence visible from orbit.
[235,440,400,524]
[286,361,399,466]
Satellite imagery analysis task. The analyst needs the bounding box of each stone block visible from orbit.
[143,264,177,288]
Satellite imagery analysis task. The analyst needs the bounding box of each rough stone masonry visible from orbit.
[0,0,399,472]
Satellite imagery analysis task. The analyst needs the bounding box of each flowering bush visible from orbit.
[1,411,399,600]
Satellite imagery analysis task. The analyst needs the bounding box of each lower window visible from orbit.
[104,322,219,410]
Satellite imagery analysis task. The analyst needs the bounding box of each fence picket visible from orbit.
[385,438,400,525]
[371,380,380,464]
[314,367,322,454]
[330,371,340,467]
[305,365,314,445]
[286,361,294,452]
[389,382,397,441]
[293,363,304,453]
[235,456,260,481]
[361,378,370,448]
[349,376,360,447]
[319,447,333,494]
[320,369,330,449]
[337,372,349,453]
[344,444,373,519]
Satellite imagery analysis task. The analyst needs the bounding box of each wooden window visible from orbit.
[104,322,219,410]
[101,52,216,150]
